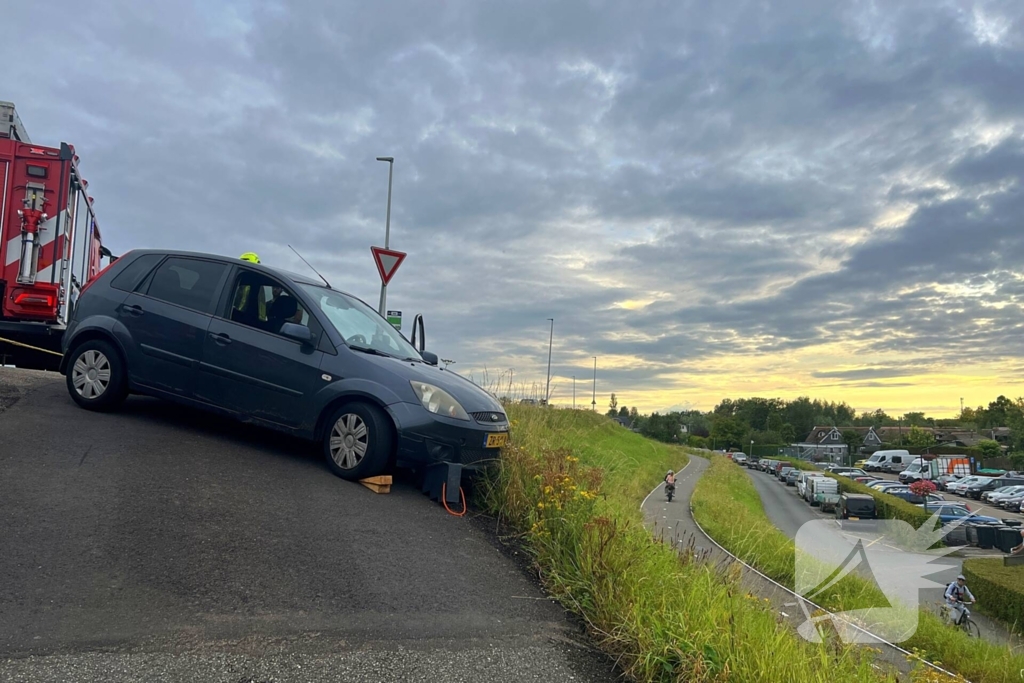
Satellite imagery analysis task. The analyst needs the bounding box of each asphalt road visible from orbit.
[0,369,616,683]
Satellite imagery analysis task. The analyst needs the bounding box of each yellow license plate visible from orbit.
[485,432,509,449]
[849,516,860,521]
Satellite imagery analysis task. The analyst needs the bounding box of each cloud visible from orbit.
[7,0,1024,415]
[812,368,919,381]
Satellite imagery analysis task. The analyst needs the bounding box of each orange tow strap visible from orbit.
[441,483,467,517]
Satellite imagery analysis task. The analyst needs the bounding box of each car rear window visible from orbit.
[846,498,875,514]
[110,253,164,292]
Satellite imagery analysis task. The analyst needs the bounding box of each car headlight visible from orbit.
[411,381,470,421]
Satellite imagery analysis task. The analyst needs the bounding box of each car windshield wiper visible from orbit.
[348,345,397,359]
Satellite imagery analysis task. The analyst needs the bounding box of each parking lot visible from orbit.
[0,370,614,682]
[866,471,1024,524]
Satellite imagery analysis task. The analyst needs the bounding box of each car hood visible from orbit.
[357,354,504,413]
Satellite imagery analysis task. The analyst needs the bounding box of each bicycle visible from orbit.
[940,600,980,638]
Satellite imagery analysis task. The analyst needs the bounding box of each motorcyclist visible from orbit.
[665,470,676,490]
[943,574,975,625]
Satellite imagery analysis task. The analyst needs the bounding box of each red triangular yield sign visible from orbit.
[371,246,407,286]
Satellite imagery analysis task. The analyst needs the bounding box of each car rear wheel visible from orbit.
[322,401,393,481]
[65,339,128,411]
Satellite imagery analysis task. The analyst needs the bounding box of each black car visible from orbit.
[61,250,509,480]
[835,493,876,520]
[964,476,1024,500]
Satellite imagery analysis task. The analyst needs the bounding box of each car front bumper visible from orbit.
[387,401,508,470]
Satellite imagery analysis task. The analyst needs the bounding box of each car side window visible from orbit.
[144,258,228,314]
[227,271,320,340]
[110,253,164,292]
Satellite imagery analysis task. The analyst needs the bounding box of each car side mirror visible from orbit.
[280,322,314,346]
[421,350,439,366]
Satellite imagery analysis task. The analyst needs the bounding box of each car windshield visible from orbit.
[299,284,421,360]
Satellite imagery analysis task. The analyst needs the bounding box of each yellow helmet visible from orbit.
[239,252,260,264]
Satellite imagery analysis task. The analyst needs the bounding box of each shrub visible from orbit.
[962,559,1024,635]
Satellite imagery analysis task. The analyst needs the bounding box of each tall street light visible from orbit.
[591,356,597,412]
[545,318,554,405]
[375,156,394,316]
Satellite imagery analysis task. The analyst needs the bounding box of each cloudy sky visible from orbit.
[9,0,1024,416]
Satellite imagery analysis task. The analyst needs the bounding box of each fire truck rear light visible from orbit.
[13,292,55,306]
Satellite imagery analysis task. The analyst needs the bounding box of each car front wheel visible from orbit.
[65,339,128,411]
[322,401,394,481]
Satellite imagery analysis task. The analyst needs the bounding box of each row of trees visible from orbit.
[608,394,1024,459]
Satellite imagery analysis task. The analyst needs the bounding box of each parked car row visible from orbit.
[737,454,1010,530]
[748,458,863,518]
[941,475,1024,513]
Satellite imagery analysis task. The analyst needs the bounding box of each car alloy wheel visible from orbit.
[330,413,369,470]
[72,349,112,399]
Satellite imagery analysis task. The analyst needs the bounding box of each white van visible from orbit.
[898,458,930,483]
[797,471,826,498]
[863,450,911,473]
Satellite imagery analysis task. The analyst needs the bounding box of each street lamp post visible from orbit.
[591,356,597,411]
[545,318,554,405]
[375,156,394,316]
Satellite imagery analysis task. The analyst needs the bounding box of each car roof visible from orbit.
[123,249,338,290]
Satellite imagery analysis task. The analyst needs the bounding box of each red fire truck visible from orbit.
[0,101,113,370]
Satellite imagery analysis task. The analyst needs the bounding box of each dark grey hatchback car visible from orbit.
[61,250,509,480]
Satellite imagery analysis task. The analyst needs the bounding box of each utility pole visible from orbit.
[545,319,554,405]
[572,376,576,410]
[591,357,597,411]
[960,397,964,419]
[375,156,394,316]
[508,368,514,399]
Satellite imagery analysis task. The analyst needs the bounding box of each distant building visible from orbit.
[794,426,848,462]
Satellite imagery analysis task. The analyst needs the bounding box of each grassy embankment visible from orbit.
[692,454,1024,683]
[477,406,894,682]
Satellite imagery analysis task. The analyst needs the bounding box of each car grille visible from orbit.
[471,411,508,425]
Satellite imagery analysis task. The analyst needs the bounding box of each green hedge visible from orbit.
[962,559,1024,635]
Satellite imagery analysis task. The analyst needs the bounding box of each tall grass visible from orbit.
[692,454,1024,683]
[477,405,891,682]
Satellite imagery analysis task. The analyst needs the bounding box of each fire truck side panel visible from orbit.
[0,141,75,324]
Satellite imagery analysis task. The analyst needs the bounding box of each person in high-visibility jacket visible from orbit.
[234,253,263,320]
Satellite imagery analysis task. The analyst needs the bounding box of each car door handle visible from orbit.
[120,304,144,317]
[210,332,232,346]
